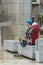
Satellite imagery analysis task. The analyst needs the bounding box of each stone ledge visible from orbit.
[0,21,12,27]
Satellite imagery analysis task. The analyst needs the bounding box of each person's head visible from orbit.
[26,20,33,27]
[32,16,35,23]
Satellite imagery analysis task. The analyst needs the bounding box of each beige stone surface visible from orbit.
[1,0,31,41]
[0,6,2,15]
[32,5,39,22]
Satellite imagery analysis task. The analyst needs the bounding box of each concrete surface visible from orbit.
[0,44,43,65]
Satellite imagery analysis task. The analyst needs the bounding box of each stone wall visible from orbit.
[0,6,1,15]
[32,4,39,22]
[2,0,32,42]
[40,0,43,5]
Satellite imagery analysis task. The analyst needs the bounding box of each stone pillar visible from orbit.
[1,0,32,41]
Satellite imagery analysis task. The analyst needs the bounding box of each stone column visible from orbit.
[1,0,32,41]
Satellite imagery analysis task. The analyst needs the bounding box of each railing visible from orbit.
[32,0,40,4]
[32,0,36,2]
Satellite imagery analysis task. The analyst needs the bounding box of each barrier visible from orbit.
[35,39,43,62]
[4,40,19,52]
[18,43,35,59]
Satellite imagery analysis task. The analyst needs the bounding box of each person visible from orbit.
[32,16,38,26]
[32,16,35,23]
[20,20,33,47]
[32,21,40,45]
[32,16,40,45]
[20,19,40,47]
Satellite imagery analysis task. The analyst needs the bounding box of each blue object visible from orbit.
[26,20,33,25]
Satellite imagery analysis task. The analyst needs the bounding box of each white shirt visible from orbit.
[32,22,38,26]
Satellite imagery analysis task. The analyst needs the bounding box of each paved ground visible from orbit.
[0,46,43,65]
[0,43,43,65]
